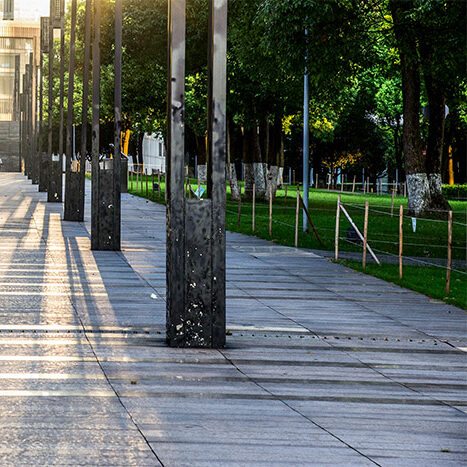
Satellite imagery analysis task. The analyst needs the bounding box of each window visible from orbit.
[3,0,14,21]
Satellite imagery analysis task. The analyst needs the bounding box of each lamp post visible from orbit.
[302,29,309,232]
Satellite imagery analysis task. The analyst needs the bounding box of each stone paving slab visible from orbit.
[0,173,465,466]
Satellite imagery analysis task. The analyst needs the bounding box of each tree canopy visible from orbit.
[45,0,466,213]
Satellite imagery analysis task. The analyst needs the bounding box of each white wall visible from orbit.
[142,133,165,173]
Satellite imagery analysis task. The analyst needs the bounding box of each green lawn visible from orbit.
[125,174,466,308]
[128,175,466,260]
[337,260,467,310]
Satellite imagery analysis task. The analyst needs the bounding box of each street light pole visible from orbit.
[302,29,309,233]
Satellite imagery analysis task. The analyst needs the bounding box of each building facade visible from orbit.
[0,0,47,171]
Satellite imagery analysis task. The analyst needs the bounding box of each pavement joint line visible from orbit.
[32,217,165,467]
[217,348,382,466]
[230,252,467,416]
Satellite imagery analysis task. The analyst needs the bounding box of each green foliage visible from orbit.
[48,0,465,178]
[442,185,467,200]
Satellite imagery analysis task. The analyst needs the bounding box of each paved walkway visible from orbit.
[0,173,465,466]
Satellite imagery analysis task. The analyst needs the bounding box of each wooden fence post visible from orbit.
[237,183,242,228]
[294,186,300,247]
[269,184,273,236]
[146,168,149,196]
[403,182,407,198]
[315,173,318,189]
[399,204,403,279]
[363,200,369,268]
[391,189,395,217]
[158,170,161,200]
[252,183,256,232]
[335,195,341,260]
[446,210,453,294]
[352,175,356,193]
[284,184,287,214]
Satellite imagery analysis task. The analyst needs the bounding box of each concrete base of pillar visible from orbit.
[47,157,62,203]
[38,153,48,192]
[64,171,85,221]
[91,160,120,251]
[121,159,128,193]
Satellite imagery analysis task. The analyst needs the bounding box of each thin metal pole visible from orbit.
[362,200,369,268]
[446,210,452,294]
[302,29,309,233]
[335,195,340,260]
[399,204,403,279]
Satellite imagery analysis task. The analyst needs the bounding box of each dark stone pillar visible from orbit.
[64,0,81,221]
[90,0,121,250]
[47,0,65,203]
[38,16,49,192]
[30,53,39,185]
[39,152,48,192]
[166,0,227,348]
[47,5,63,203]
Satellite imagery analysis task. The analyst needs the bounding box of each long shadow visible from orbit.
[0,174,141,463]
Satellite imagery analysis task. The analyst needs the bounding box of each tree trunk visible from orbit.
[242,127,254,199]
[243,126,266,199]
[394,118,404,182]
[195,134,207,184]
[390,0,430,216]
[278,133,285,188]
[137,133,144,166]
[227,121,240,201]
[259,114,270,185]
[266,115,282,200]
[419,40,451,212]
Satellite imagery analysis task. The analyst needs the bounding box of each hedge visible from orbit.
[442,185,467,200]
